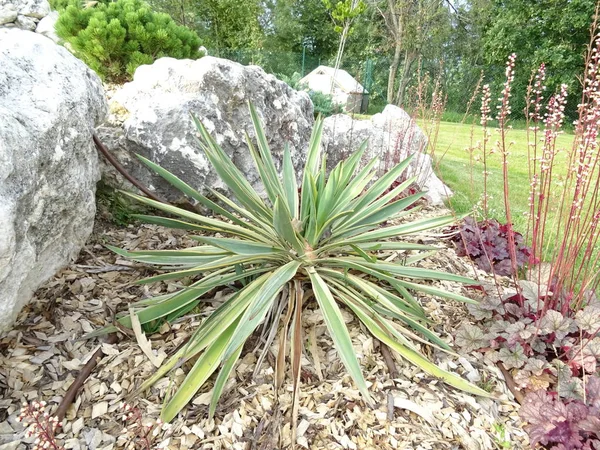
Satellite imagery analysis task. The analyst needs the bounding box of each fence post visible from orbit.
[361,59,374,113]
[301,45,306,77]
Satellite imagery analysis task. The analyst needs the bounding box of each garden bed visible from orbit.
[0,207,528,450]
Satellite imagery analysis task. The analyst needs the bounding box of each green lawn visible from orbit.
[429,121,575,234]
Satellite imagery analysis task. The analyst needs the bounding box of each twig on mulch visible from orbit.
[377,338,399,379]
[92,134,169,205]
[55,333,119,421]
[249,416,267,450]
[386,392,394,421]
[74,264,135,273]
[496,361,524,405]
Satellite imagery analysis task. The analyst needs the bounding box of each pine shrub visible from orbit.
[54,0,202,82]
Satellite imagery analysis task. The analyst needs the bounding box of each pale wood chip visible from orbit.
[91,401,108,419]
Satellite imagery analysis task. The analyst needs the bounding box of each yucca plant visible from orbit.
[94,103,489,425]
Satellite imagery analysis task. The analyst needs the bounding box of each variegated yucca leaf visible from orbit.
[95,102,490,423]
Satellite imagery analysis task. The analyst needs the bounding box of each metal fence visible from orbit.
[209,48,583,123]
[209,48,389,114]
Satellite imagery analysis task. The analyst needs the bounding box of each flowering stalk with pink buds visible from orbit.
[471,10,600,318]
[120,403,162,450]
[16,401,63,450]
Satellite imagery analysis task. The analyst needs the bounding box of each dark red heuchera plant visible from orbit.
[451,217,534,276]
[520,377,600,449]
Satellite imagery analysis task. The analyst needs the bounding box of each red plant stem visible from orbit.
[537,118,563,311]
[33,416,61,450]
[501,146,519,283]
[482,137,489,219]
[570,209,600,306]
[480,84,491,219]
[498,54,520,295]
[525,66,546,308]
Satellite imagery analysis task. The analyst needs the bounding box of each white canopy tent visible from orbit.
[300,65,368,113]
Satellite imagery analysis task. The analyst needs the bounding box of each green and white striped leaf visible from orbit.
[340,214,459,244]
[273,197,304,253]
[209,344,243,419]
[307,268,373,405]
[194,237,284,255]
[347,297,490,397]
[222,260,301,361]
[282,144,299,219]
[161,319,238,422]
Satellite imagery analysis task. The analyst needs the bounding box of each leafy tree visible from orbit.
[323,0,367,80]
[142,0,195,28]
[377,0,452,105]
[442,0,491,113]
[193,0,265,52]
[263,0,339,67]
[145,0,265,52]
[482,0,596,118]
[55,0,202,82]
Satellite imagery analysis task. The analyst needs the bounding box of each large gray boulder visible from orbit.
[0,29,107,332]
[322,105,452,206]
[98,56,314,202]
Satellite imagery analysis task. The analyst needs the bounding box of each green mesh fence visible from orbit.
[208,48,390,115]
[208,48,582,123]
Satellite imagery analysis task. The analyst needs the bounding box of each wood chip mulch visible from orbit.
[0,207,529,450]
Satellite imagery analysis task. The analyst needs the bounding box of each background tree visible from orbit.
[194,0,265,52]
[323,0,367,86]
[264,0,338,57]
[482,0,596,118]
[146,0,266,52]
[376,0,451,105]
[442,0,490,113]
[141,0,193,27]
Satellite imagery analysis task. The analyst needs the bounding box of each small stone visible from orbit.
[15,14,36,31]
[0,5,17,25]
[71,417,85,435]
[35,10,58,42]
[0,421,14,433]
[0,441,21,450]
[19,0,51,19]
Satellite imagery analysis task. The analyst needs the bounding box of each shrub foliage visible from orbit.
[54,0,202,82]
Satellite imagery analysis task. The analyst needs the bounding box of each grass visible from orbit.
[96,182,147,226]
[430,120,575,234]
[440,110,577,133]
